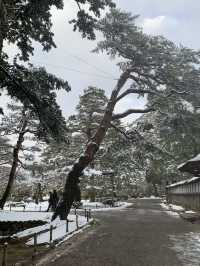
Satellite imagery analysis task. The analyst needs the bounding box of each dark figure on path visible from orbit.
[47,192,54,212]
[52,189,59,211]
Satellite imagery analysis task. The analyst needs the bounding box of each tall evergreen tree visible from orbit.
[0,102,45,208]
[0,1,115,140]
[53,9,200,220]
[1,65,70,141]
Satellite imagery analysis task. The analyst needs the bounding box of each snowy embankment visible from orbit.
[4,200,132,212]
[81,200,132,211]
[25,214,88,246]
[4,201,49,212]
[0,211,89,245]
[0,210,51,222]
[1,200,132,245]
[160,202,185,212]
[160,202,198,218]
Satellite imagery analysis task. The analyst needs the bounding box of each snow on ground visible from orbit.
[140,196,161,200]
[185,210,196,214]
[4,200,131,212]
[0,210,52,222]
[1,200,131,246]
[169,232,200,266]
[81,200,132,211]
[160,203,185,212]
[4,201,49,212]
[26,214,88,245]
[160,203,183,218]
[81,200,104,208]
[165,211,180,217]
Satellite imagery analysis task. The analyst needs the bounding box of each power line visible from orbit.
[63,52,116,79]
[32,60,118,81]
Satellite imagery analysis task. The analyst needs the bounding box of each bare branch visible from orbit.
[116,88,156,102]
[18,159,26,169]
[110,122,132,140]
[75,0,82,11]
[112,108,155,120]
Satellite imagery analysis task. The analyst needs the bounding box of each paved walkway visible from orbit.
[37,199,200,266]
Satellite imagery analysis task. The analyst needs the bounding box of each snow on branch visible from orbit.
[112,108,155,120]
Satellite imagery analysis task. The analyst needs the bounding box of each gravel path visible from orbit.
[37,199,200,266]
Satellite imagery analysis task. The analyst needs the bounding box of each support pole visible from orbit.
[66,219,69,233]
[76,214,79,230]
[49,225,53,245]
[2,242,8,266]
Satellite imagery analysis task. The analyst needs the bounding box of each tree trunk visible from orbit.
[52,71,130,220]
[0,115,27,209]
[0,0,7,56]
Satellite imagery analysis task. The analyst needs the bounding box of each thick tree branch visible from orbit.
[110,122,132,140]
[52,70,130,220]
[111,124,176,160]
[112,108,155,120]
[116,88,156,103]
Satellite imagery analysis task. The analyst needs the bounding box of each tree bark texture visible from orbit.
[0,116,28,209]
[0,0,7,56]
[53,71,130,220]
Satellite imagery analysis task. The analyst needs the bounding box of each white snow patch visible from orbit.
[72,132,82,137]
[26,214,88,245]
[0,211,51,222]
[185,210,196,214]
[165,210,180,217]
[168,204,185,212]
[181,99,194,113]
[167,176,200,188]
[169,232,200,266]
[83,168,102,177]
[160,202,184,212]
[140,196,161,199]
[81,201,132,211]
[160,203,182,217]
[4,201,49,212]
[88,202,132,212]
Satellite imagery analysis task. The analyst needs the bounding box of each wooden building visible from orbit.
[166,154,200,210]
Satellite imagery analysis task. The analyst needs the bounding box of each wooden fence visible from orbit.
[166,176,200,210]
[1,209,92,266]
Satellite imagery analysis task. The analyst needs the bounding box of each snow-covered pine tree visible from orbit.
[0,102,44,208]
[53,9,200,220]
[0,0,115,136]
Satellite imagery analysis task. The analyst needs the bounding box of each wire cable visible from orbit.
[31,60,118,81]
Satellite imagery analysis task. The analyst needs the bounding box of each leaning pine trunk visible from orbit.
[52,71,130,220]
[0,116,27,209]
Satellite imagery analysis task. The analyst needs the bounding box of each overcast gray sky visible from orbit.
[5,0,200,123]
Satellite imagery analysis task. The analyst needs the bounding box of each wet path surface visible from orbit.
[38,199,200,266]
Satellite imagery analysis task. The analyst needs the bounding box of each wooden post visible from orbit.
[2,242,8,266]
[34,234,37,254]
[66,219,69,233]
[49,225,53,244]
[74,208,77,215]
[76,214,79,230]
[31,234,37,263]
[89,209,91,219]
[84,209,87,218]
[86,211,89,222]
